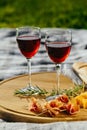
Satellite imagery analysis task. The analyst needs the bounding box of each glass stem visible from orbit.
[27,58,31,87]
[56,64,61,94]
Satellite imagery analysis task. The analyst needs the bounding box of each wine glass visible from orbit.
[45,29,72,95]
[16,26,41,91]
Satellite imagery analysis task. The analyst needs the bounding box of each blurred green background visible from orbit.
[0,0,87,28]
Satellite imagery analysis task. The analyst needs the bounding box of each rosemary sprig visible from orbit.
[14,86,48,97]
[14,84,84,98]
[58,84,84,98]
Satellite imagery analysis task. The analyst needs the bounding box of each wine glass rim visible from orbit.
[45,28,72,35]
[16,26,40,31]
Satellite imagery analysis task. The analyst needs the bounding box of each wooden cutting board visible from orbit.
[73,62,87,84]
[0,72,87,123]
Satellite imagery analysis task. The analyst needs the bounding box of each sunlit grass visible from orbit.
[0,0,87,28]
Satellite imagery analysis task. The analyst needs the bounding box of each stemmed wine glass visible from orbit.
[16,26,41,91]
[45,29,72,95]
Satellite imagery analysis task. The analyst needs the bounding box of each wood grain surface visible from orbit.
[0,72,87,123]
[73,62,87,84]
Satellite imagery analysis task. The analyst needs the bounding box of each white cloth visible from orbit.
[0,121,87,130]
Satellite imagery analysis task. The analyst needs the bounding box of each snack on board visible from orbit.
[28,95,80,117]
[75,92,87,109]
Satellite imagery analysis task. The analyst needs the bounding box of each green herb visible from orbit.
[50,89,57,96]
[14,86,48,97]
[58,84,84,98]
[14,84,84,98]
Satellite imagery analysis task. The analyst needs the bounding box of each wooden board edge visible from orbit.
[0,106,87,123]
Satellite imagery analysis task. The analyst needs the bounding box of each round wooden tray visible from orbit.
[0,72,87,123]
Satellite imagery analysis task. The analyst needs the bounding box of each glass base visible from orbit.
[20,85,40,92]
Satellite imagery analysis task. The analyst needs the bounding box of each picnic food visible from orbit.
[28,95,80,117]
[14,85,85,117]
[75,91,87,108]
[14,84,87,117]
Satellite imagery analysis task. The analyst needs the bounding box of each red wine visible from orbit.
[17,36,40,58]
[46,42,71,63]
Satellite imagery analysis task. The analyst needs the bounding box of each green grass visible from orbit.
[0,0,87,28]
